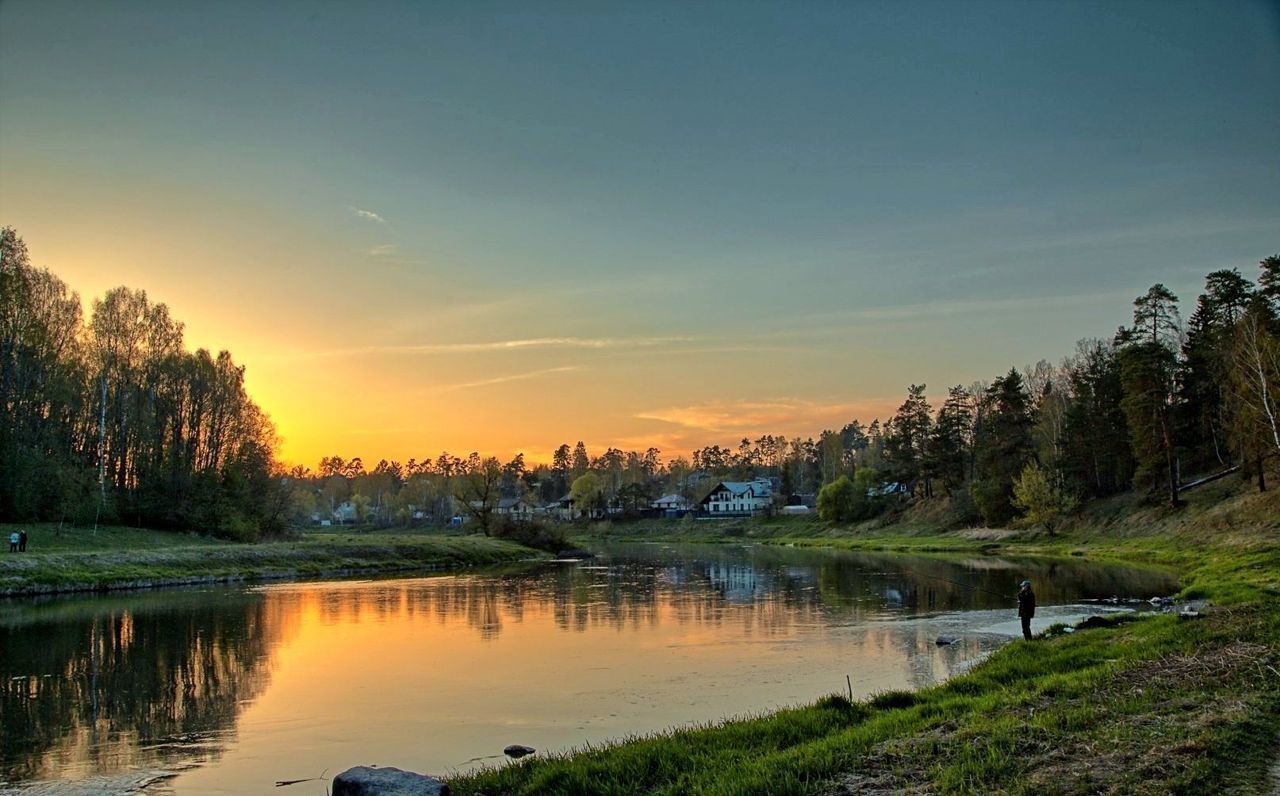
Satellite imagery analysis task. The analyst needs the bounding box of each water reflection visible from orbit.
[0,544,1178,793]
[0,590,296,783]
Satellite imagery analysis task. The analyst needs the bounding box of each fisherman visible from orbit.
[7,531,17,553]
[1017,579,1036,640]
[18,529,28,552]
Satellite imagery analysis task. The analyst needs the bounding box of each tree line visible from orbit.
[5,224,1276,537]
[819,257,1280,526]
[0,228,283,538]
[291,257,1280,534]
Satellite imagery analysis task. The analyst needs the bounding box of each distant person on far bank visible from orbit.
[1018,580,1036,640]
[7,531,17,553]
[18,530,28,552]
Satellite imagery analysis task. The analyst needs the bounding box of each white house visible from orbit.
[652,493,693,516]
[494,497,539,521]
[700,479,774,516]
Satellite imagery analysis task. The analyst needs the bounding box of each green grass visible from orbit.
[0,522,227,552]
[0,523,543,596]
[451,484,1280,795]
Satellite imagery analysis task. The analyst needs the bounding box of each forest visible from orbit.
[0,227,283,538]
[3,224,1278,538]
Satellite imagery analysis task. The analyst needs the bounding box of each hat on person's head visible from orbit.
[1019,580,1032,588]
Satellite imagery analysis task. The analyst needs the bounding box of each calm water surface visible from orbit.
[0,543,1178,795]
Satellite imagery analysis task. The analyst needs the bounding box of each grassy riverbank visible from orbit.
[0,524,542,596]
[451,484,1280,795]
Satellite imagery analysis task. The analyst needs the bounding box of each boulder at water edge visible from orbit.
[332,766,449,796]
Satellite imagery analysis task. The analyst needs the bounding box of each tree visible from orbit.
[884,384,932,496]
[1257,254,1280,313]
[818,429,848,486]
[1012,462,1075,534]
[0,228,282,536]
[569,472,605,519]
[1132,283,1182,349]
[1179,270,1256,470]
[1118,286,1182,506]
[969,369,1035,524]
[616,481,652,516]
[928,385,973,494]
[1060,340,1133,497]
[571,441,590,478]
[454,454,503,534]
[1226,302,1280,489]
[816,470,882,523]
[816,476,856,523]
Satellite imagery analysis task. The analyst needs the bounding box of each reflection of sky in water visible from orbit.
[0,544,1177,795]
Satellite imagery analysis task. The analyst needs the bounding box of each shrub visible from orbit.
[491,516,570,553]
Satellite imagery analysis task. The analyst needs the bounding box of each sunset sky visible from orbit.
[2,1,1277,467]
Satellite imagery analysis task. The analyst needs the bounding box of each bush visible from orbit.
[817,476,857,522]
[818,472,886,523]
[1012,462,1077,533]
[491,516,570,553]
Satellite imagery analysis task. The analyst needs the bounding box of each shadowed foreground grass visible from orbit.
[452,488,1280,795]
[0,524,540,596]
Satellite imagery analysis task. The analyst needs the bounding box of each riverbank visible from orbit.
[0,525,542,597]
[450,485,1280,795]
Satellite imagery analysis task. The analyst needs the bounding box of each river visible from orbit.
[0,542,1178,795]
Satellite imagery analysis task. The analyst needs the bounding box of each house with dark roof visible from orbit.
[699,479,774,516]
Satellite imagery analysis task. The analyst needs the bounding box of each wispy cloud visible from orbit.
[636,396,900,434]
[296,335,699,359]
[348,205,387,223]
[432,365,583,392]
[367,243,399,256]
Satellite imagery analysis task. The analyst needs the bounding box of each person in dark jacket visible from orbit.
[1017,579,1036,640]
[18,530,27,552]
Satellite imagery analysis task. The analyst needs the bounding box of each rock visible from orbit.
[934,636,957,646]
[332,766,449,796]
[504,744,536,758]
[1178,608,1202,620]
[1149,596,1174,607]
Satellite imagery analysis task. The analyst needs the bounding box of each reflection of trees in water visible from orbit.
[0,547,1179,784]
[265,547,1177,645]
[0,591,297,782]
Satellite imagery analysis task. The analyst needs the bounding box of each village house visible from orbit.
[494,496,540,522]
[699,479,774,516]
[651,493,694,517]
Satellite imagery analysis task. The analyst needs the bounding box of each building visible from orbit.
[700,479,774,516]
[494,497,539,521]
[652,493,693,517]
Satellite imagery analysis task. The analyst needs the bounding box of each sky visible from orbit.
[2,1,1278,467]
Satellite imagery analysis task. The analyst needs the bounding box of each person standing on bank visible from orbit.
[7,531,17,553]
[18,530,27,552]
[1017,579,1036,640]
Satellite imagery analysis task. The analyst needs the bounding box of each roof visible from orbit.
[653,493,690,505]
[701,480,773,503]
[716,480,772,496]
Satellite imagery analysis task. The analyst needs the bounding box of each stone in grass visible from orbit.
[332,765,449,796]
[504,744,536,759]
